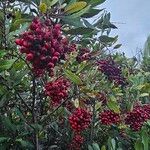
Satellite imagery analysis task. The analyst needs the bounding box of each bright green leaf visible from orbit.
[65,1,87,14]
[64,69,83,85]
[0,59,16,72]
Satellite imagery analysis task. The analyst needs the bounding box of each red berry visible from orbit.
[47,62,54,68]
[100,110,120,125]
[15,39,22,46]
[125,104,150,131]
[69,108,91,132]
[52,56,59,63]
[44,78,70,107]
[15,17,76,77]
[26,53,34,61]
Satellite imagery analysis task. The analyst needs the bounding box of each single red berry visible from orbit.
[26,53,34,61]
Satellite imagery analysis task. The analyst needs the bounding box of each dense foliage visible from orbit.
[0,0,150,150]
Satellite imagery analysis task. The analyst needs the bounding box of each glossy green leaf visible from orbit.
[0,59,16,72]
[107,96,120,113]
[92,143,100,150]
[142,130,149,150]
[49,0,59,7]
[0,50,6,58]
[16,139,34,148]
[64,69,83,85]
[65,27,94,35]
[89,0,106,6]
[139,93,149,97]
[65,1,87,14]
[62,17,84,27]
[134,140,144,150]
[82,9,103,18]
[101,145,106,150]
[99,35,117,43]
[10,19,30,32]
[67,5,90,18]
[114,44,122,49]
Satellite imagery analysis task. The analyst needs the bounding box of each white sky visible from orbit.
[101,0,150,57]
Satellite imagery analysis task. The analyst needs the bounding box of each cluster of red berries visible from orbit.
[69,108,92,132]
[76,48,91,63]
[97,58,126,86]
[69,134,84,150]
[100,110,120,125]
[44,78,70,107]
[125,104,150,131]
[15,17,76,76]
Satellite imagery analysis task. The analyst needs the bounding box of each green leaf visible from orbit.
[65,27,94,35]
[67,5,91,18]
[147,120,150,126]
[142,130,149,150]
[10,19,30,32]
[111,138,116,150]
[107,96,120,113]
[1,116,16,132]
[88,145,94,150]
[16,139,34,148]
[143,35,150,58]
[76,61,88,74]
[89,0,106,6]
[114,44,122,49]
[65,1,87,14]
[101,145,106,150]
[139,93,149,97]
[0,59,16,72]
[49,0,59,7]
[0,50,6,58]
[62,17,84,27]
[92,143,100,150]
[0,137,10,143]
[134,140,144,150]
[82,9,103,18]
[99,35,117,43]
[83,19,96,29]
[64,69,83,85]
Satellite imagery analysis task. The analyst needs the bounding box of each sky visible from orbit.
[101,0,150,57]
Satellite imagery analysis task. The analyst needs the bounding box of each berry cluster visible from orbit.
[76,48,91,63]
[100,110,120,125]
[15,17,76,76]
[97,58,126,86]
[125,104,150,131]
[69,108,91,132]
[69,134,84,150]
[44,78,70,107]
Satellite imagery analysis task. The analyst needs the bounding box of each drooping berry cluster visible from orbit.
[125,104,150,131]
[76,48,91,63]
[15,17,76,76]
[69,108,92,132]
[97,58,126,86]
[100,110,120,125]
[69,134,84,150]
[44,78,70,107]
